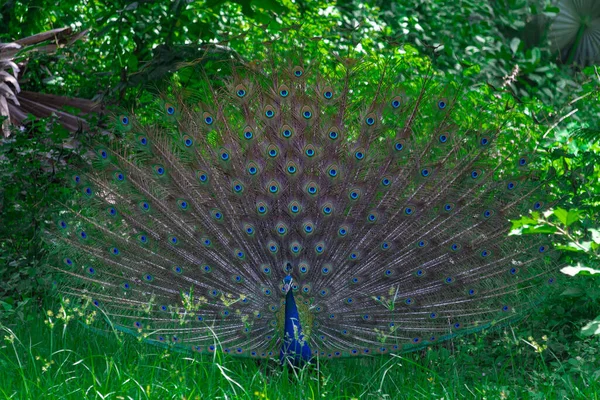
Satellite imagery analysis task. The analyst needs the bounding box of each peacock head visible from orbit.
[283,275,293,293]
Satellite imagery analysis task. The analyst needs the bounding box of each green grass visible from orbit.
[0,301,599,399]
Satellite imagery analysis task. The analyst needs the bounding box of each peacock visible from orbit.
[50,38,559,366]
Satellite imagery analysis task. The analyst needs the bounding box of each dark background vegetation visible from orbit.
[0,0,599,398]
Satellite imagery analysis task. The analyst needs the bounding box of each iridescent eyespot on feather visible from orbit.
[169,236,179,245]
[518,156,528,166]
[315,242,325,254]
[280,124,293,138]
[306,182,318,195]
[480,249,490,257]
[381,241,390,250]
[267,144,279,158]
[58,220,68,229]
[243,129,253,140]
[165,104,175,115]
[153,165,165,176]
[243,223,255,236]
[264,105,276,119]
[235,249,245,259]
[480,137,489,146]
[267,181,280,194]
[507,181,516,190]
[268,242,278,253]
[232,180,244,194]
[275,222,288,235]
[367,212,378,222]
[246,162,258,176]
[219,149,230,161]
[303,222,315,234]
[83,186,93,196]
[468,289,476,295]
[391,95,402,109]
[114,172,125,181]
[197,171,209,183]
[321,203,333,216]
[404,206,414,215]
[235,84,247,98]
[107,207,117,216]
[211,209,223,221]
[139,201,150,212]
[305,145,316,157]
[203,112,213,125]
[328,129,339,140]
[437,99,448,110]
[111,247,120,255]
[183,136,193,147]
[365,114,376,126]
[256,202,268,215]
[279,84,290,97]
[354,150,365,160]
[348,189,361,200]
[381,177,391,186]
[502,305,510,312]
[288,201,301,215]
[286,161,298,175]
[416,269,424,276]
[444,203,454,212]
[509,268,518,275]
[301,106,312,119]
[177,199,189,210]
[539,245,547,253]
[290,242,301,254]
[417,240,427,248]
[394,142,404,151]
[483,209,493,218]
[138,234,148,244]
[338,226,348,237]
[292,66,304,77]
[470,169,481,179]
[97,149,108,159]
[439,134,448,143]
[323,89,333,99]
[298,262,308,276]
[327,165,338,177]
[137,135,148,146]
[72,175,81,184]
[173,266,183,274]
[450,243,460,251]
[421,168,430,177]
[63,258,73,266]
[533,201,543,210]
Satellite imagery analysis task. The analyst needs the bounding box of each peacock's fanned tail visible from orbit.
[50,48,558,359]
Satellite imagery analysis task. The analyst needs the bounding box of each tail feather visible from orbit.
[49,44,559,358]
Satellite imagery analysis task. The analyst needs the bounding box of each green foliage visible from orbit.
[0,298,599,398]
[0,116,82,320]
[0,0,599,392]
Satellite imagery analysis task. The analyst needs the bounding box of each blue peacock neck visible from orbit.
[280,276,312,365]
